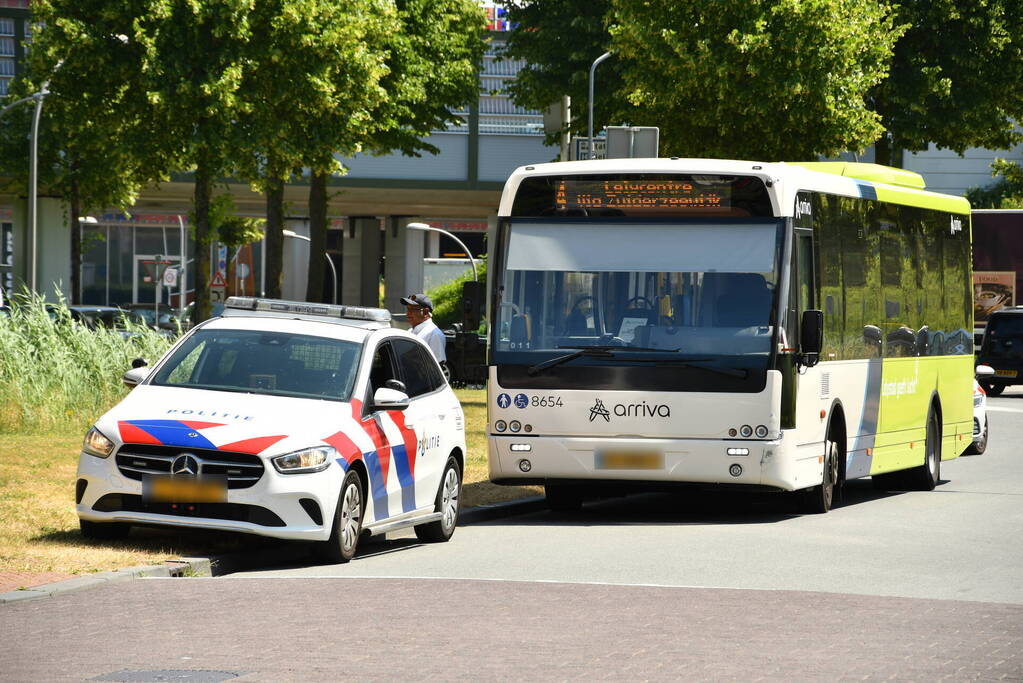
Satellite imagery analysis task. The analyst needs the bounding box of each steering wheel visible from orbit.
[569,295,595,315]
[624,295,653,309]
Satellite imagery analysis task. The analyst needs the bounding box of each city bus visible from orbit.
[485,159,975,513]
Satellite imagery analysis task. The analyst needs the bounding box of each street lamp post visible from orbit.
[588,51,612,160]
[283,229,337,304]
[405,222,478,282]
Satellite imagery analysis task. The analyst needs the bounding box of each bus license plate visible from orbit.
[145,476,227,503]
[595,450,663,470]
[995,369,1017,378]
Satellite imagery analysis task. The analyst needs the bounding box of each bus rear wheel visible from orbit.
[907,410,941,491]
[800,437,840,514]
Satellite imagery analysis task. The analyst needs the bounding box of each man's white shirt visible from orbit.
[412,318,447,363]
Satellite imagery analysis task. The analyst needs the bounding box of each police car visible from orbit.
[76,297,466,563]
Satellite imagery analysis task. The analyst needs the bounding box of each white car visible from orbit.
[76,297,466,563]
[966,378,989,455]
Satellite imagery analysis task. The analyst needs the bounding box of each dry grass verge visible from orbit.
[1,389,537,577]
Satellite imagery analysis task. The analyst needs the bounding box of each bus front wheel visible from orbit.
[800,437,840,514]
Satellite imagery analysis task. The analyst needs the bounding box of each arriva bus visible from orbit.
[486,159,975,513]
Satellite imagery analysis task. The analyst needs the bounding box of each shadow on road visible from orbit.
[473,478,908,529]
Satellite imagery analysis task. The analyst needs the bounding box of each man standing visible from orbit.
[401,293,448,368]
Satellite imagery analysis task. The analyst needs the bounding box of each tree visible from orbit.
[236,0,398,299]
[0,1,168,302]
[869,0,1023,167]
[609,0,901,160]
[966,160,1023,209]
[503,0,626,145]
[302,0,486,303]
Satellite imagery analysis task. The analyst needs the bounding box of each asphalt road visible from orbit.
[230,389,1023,605]
[3,388,1022,681]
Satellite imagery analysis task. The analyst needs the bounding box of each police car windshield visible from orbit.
[151,328,361,401]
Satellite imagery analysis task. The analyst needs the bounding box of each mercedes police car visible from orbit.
[76,297,466,563]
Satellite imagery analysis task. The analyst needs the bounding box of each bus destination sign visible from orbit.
[555,179,726,212]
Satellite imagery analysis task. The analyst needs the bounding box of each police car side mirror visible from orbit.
[122,366,150,388]
[975,364,995,378]
[373,387,410,411]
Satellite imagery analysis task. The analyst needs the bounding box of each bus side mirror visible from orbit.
[461,280,484,332]
[799,309,823,367]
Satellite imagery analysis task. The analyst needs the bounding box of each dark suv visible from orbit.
[977,306,1023,396]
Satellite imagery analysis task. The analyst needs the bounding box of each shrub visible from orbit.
[427,258,487,332]
[0,291,174,433]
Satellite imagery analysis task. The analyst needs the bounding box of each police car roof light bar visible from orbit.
[226,296,391,323]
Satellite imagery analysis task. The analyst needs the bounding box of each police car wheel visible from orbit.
[79,519,131,540]
[319,470,364,564]
[415,456,461,543]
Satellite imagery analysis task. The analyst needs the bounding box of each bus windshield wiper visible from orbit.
[527,345,679,376]
[618,356,750,378]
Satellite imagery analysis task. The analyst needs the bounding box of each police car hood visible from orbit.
[97,385,363,458]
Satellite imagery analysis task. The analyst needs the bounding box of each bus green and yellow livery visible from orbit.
[486,158,973,513]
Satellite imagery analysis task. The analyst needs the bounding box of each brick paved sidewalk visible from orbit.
[0,570,74,593]
[4,577,1022,681]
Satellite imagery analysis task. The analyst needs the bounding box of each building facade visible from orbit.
[1,0,1021,311]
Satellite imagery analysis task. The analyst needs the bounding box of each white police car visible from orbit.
[76,297,466,563]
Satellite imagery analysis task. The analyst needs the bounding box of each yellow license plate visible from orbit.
[145,476,227,503]
[595,450,664,470]
[995,369,1017,378]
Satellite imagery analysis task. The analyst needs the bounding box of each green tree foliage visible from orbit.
[427,258,487,331]
[0,0,168,302]
[505,0,1023,165]
[870,0,1023,166]
[503,0,627,144]
[504,0,899,159]
[609,0,901,160]
[966,159,1023,209]
[237,0,397,298]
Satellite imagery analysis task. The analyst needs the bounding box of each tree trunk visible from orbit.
[874,134,891,167]
[193,161,213,322]
[265,175,285,299]
[306,171,328,303]
[874,135,903,168]
[69,170,81,305]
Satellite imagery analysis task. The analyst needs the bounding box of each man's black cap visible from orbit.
[400,293,433,311]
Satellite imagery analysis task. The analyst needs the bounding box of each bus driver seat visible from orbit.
[713,273,772,328]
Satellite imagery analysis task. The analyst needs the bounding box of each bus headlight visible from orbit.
[739,425,753,438]
[509,420,522,433]
[494,420,507,433]
[755,425,769,438]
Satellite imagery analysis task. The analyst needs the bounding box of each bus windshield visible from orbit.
[493,219,785,384]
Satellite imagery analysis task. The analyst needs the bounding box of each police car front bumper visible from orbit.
[75,451,344,541]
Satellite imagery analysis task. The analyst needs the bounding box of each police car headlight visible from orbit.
[272,446,336,474]
[83,427,114,458]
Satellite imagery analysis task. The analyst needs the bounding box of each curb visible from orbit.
[0,559,211,605]
[0,496,546,605]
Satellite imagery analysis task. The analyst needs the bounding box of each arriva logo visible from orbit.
[588,398,670,421]
[950,216,963,236]
[795,198,812,219]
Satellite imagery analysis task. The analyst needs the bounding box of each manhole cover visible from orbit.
[92,671,239,682]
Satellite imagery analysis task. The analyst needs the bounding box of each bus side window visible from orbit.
[797,232,815,313]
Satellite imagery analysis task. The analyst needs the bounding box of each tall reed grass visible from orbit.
[0,292,174,433]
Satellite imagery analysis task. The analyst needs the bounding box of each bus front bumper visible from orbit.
[488,434,823,492]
